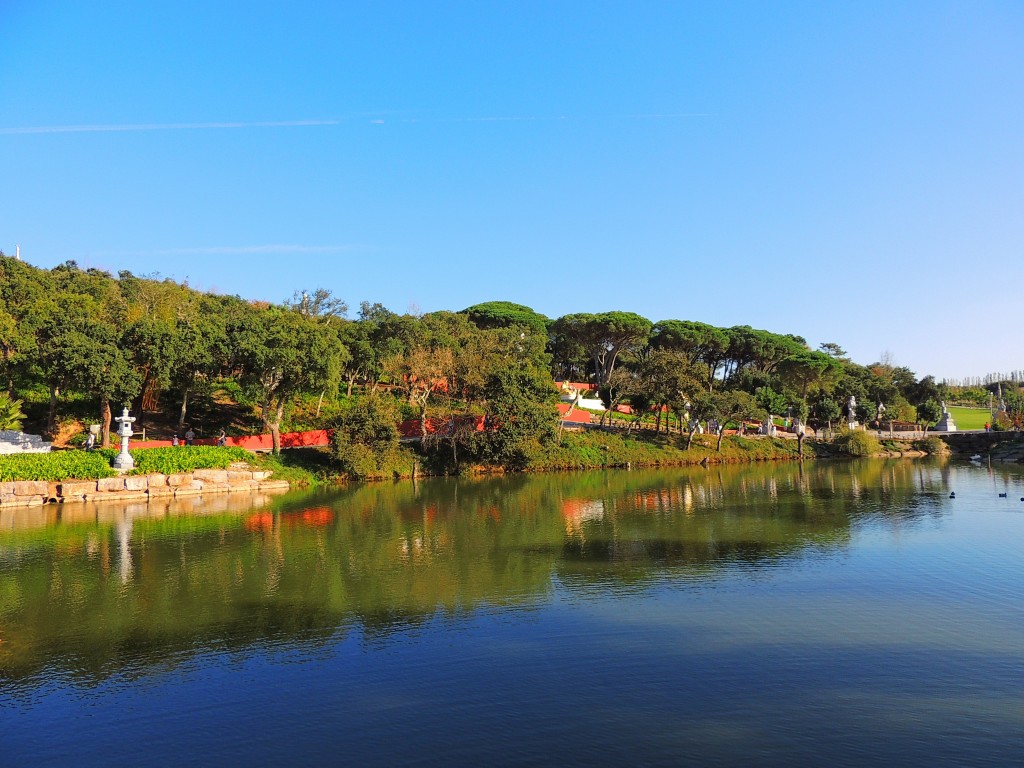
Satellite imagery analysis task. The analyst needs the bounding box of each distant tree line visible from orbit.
[1,256,957,462]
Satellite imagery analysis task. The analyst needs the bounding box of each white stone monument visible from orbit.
[0,430,52,454]
[112,407,136,470]
[847,395,858,429]
[934,401,957,432]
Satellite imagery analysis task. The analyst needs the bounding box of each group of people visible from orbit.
[171,428,228,446]
[84,426,228,449]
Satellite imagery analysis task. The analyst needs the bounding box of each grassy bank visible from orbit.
[1,430,925,489]
[530,430,823,471]
[947,406,990,431]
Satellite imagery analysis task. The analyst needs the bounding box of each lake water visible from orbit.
[2,460,1023,767]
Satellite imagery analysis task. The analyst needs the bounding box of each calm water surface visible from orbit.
[2,460,1023,767]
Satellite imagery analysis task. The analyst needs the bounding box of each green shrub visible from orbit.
[833,429,882,457]
[93,446,253,475]
[249,448,337,485]
[912,436,948,455]
[0,451,116,482]
[330,395,403,479]
[135,446,252,474]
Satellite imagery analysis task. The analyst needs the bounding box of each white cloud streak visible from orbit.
[150,244,359,256]
[1,112,712,135]
[0,119,341,135]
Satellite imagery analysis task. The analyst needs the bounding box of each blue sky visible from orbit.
[2,1,1022,380]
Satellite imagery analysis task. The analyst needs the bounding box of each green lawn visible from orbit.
[947,406,991,431]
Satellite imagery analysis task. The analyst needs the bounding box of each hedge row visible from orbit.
[97,446,254,475]
[0,452,117,482]
[1,446,254,482]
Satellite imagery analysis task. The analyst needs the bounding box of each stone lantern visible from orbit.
[112,406,136,471]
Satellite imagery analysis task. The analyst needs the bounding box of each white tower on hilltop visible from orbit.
[14,245,20,260]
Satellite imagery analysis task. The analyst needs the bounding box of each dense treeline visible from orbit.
[0,254,974,470]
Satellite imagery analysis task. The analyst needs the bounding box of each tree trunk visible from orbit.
[100,396,112,447]
[270,401,286,454]
[558,397,580,442]
[261,398,286,454]
[178,387,190,432]
[316,389,325,417]
[716,427,725,452]
[346,376,356,398]
[797,431,804,458]
[47,384,59,436]
[132,385,146,429]
[686,428,696,450]
[419,402,429,441]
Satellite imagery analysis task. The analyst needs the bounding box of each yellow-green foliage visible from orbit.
[0,451,116,482]
[94,446,253,475]
[531,430,813,471]
[0,446,255,483]
[834,430,881,457]
[912,436,949,455]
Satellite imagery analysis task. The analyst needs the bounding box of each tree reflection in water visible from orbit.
[0,460,955,684]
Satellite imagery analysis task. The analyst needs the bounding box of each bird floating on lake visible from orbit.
[999,493,1008,498]
[949,492,956,499]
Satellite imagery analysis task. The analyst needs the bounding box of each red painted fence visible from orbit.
[129,430,332,451]
[128,409,587,451]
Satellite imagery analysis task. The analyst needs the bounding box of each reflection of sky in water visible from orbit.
[2,460,1024,766]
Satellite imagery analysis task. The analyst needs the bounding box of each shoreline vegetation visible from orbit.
[2,255,1022,495]
[2,431,942,491]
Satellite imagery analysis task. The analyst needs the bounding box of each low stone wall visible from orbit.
[0,467,290,508]
[935,431,1024,457]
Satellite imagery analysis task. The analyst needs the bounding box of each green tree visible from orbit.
[382,345,453,440]
[462,301,550,337]
[777,350,841,401]
[238,306,347,453]
[916,399,942,435]
[649,319,729,389]
[169,298,230,432]
[708,390,766,451]
[810,395,842,433]
[476,363,559,470]
[330,395,401,479]
[550,311,651,388]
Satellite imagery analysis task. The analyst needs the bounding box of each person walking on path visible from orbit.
[184,427,195,446]
[217,429,227,447]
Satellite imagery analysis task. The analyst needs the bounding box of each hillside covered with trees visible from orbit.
[1,254,1006,475]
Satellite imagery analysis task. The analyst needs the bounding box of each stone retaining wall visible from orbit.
[935,431,1024,458]
[0,467,290,508]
